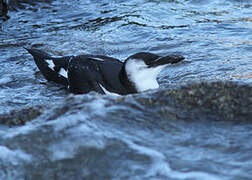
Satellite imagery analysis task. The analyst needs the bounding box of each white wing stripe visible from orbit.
[59,68,68,78]
[45,60,55,70]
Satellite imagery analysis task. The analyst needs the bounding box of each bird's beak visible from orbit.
[149,55,184,67]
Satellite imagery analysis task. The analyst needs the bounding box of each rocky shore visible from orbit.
[1,81,251,126]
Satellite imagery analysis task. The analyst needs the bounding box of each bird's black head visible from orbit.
[126,52,184,68]
[122,52,184,93]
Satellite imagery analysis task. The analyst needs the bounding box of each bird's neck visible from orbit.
[119,65,138,94]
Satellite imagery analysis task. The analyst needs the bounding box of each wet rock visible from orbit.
[162,81,252,121]
[1,81,250,126]
[0,105,44,125]
[126,81,252,122]
[42,81,252,124]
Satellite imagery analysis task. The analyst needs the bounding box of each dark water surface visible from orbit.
[0,0,252,179]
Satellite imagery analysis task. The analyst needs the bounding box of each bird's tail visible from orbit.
[25,48,52,59]
[25,48,71,86]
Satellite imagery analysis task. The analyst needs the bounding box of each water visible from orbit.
[0,0,252,179]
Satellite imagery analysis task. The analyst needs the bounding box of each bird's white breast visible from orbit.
[125,59,167,92]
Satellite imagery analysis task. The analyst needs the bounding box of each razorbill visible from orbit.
[25,48,184,95]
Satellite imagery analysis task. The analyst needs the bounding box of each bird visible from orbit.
[25,48,184,95]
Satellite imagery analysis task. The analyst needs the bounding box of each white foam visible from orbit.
[125,140,219,179]
[2,123,37,139]
[45,59,55,70]
[46,111,88,132]
[49,140,78,161]
[125,140,172,177]
[125,59,167,92]
[87,97,109,115]
[49,123,106,161]
[47,98,110,161]
[46,97,108,132]
[59,68,68,78]
[0,146,32,163]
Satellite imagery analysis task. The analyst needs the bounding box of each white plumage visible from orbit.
[125,59,167,92]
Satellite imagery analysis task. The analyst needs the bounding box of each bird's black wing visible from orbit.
[88,54,122,64]
[67,55,105,94]
[83,55,130,94]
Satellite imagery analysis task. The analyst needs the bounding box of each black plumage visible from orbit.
[26,48,135,94]
[26,48,184,95]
